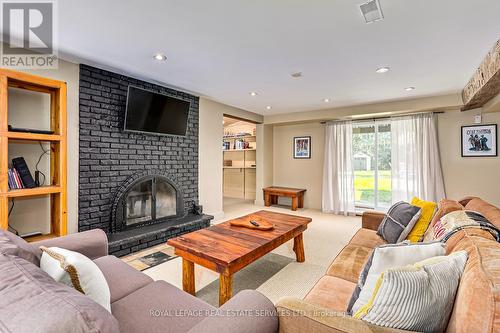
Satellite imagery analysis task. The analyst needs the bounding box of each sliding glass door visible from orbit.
[352,121,391,211]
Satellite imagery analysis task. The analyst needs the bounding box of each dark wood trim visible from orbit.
[462,40,500,111]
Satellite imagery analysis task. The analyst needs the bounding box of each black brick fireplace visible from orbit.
[78,64,212,256]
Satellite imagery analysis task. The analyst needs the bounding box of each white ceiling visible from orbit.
[56,0,500,114]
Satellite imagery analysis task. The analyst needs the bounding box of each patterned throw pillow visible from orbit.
[377,201,422,243]
[348,241,445,315]
[422,199,463,240]
[40,246,111,312]
[406,197,437,242]
[423,210,498,242]
[353,251,468,333]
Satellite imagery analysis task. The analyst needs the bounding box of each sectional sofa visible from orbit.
[277,197,500,333]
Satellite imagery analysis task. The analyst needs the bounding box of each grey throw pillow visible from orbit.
[377,201,421,243]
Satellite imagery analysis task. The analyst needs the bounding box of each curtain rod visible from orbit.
[320,111,444,124]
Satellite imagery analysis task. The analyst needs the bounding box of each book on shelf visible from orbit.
[7,168,25,190]
[7,169,14,189]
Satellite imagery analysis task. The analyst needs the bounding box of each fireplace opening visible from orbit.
[113,174,184,232]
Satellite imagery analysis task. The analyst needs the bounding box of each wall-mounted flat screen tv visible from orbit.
[124,86,190,136]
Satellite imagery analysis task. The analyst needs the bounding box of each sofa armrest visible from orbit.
[361,211,386,231]
[30,229,108,260]
[276,297,405,333]
[187,290,278,333]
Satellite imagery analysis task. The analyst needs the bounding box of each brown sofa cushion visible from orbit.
[304,276,355,312]
[94,255,153,303]
[0,230,40,266]
[326,244,373,283]
[349,228,386,249]
[0,253,119,333]
[446,234,500,333]
[112,280,215,333]
[464,198,500,229]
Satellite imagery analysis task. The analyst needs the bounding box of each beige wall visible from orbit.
[198,98,262,218]
[272,122,325,209]
[266,109,500,210]
[438,110,500,206]
[8,60,80,234]
[255,124,274,205]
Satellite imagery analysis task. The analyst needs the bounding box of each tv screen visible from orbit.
[124,86,190,136]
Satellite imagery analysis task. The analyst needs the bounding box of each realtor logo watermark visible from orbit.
[1,0,58,69]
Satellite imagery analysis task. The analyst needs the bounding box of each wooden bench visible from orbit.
[263,186,306,211]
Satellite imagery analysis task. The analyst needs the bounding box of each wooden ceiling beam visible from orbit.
[462,40,500,111]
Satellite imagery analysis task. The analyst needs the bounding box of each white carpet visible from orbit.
[141,199,361,304]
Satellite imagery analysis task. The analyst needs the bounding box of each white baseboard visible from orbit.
[209,211,225,222]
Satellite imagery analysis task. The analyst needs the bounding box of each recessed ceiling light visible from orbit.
[266,106,272,110]
[250,92,258,96]
[375,66,390,73]
[404,87,415,91]
[323,98,331,103]
[153,53,167,61]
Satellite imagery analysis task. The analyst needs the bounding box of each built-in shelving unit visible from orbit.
[222,117,257,200]
[0,69,67,240]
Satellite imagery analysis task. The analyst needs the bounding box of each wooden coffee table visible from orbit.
[167,210,312,306]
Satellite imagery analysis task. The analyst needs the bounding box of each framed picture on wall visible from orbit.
[293,136,311,159]
[461,124,497,157]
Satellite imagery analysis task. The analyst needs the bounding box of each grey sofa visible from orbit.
[0,229,278,333]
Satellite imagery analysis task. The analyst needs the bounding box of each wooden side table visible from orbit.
[263,186,306,211]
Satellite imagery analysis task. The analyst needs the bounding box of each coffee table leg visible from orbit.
[291,196,298,211]
[182,258,195,296]
[219,274,233,306]
[298,194,304,208]
[293,233,305,262]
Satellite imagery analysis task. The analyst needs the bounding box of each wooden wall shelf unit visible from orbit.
[0,68,67,240]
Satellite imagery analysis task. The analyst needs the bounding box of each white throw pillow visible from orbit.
[40,246,111,312]
[353,251,468,333]
[350,241,445,315]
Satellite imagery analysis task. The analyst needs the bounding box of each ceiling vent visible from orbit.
[359,0,384,24]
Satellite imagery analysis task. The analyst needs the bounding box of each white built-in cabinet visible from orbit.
[222,121,257,200]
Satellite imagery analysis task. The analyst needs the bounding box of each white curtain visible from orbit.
[322,121,355,215]
[391,113,446,203]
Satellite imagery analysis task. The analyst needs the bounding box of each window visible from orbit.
[352,121,391,210]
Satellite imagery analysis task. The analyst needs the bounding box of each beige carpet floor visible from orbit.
[123,198,360,306]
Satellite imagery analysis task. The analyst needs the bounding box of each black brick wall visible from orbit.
[78,64,199,232]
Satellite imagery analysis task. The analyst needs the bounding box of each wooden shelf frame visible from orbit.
[0,69,67,239]
[3,131,61,142]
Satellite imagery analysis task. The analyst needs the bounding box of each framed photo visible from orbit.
[293,136,311,159]
[461,124,497,157]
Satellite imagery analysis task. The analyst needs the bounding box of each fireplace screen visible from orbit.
[124,177,178,227]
